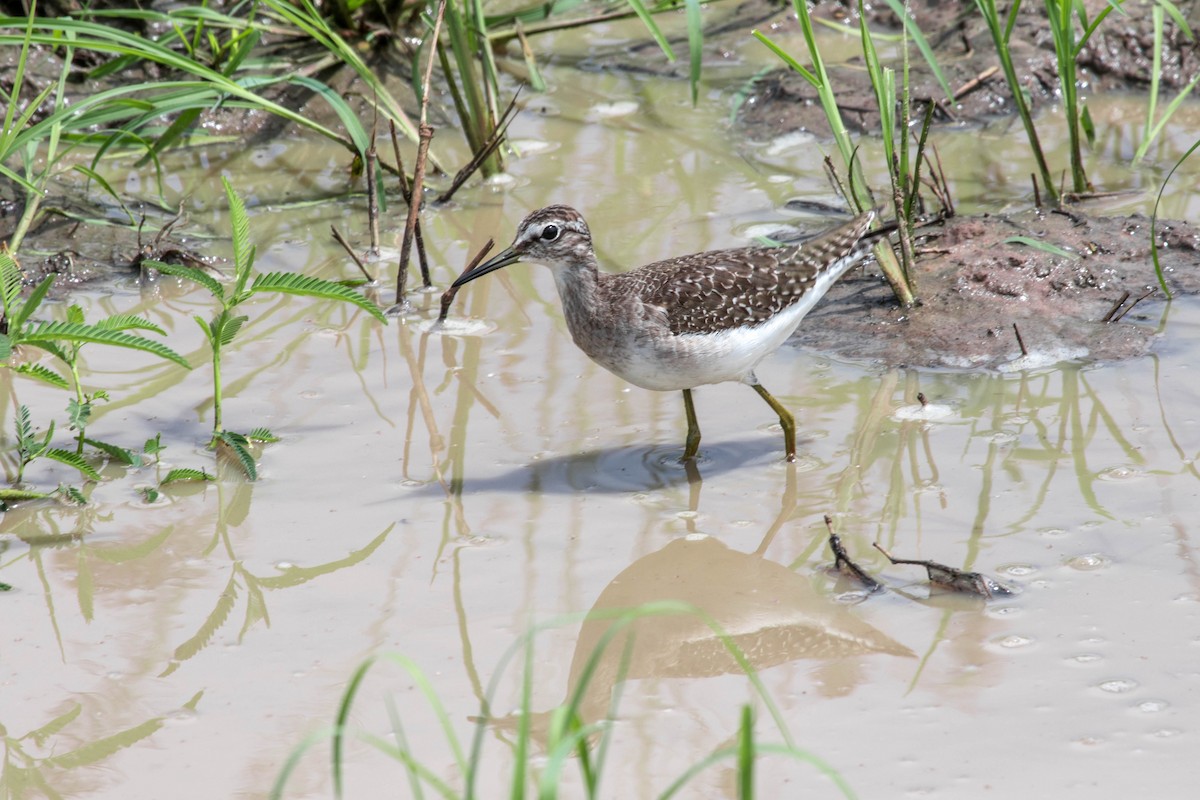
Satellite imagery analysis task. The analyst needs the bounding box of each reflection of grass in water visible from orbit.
[271,603,856,799]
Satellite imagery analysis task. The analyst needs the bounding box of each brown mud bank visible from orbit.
[794,210,1200,369]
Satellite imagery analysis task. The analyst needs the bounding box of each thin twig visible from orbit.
[437,238,495,324]
[1101,290,1131,323]
[1012,323,1028,357]
[366,138,380,257]
[389,120,431,287]
[951,65,999,100]
[395,0,446,305]
[331,224,373,283]
[1111,288,1156,323]
[436,91,522,205]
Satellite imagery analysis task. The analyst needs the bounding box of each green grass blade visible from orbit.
[11,274,57,333]
[1155,0,1194,38]
[1003,236,1078,258]
[250,272,387,323]
[623,0,676,61]
[737,705,754,799]
[882,0,953,100]
[1149,137,1200,299]
[684,0,703,104]
[751,30,820,87]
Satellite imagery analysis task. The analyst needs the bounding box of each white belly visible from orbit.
[608,301,811,391]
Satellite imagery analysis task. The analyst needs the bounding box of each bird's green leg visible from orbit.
[681,388,701,461]
[752,383,797,462]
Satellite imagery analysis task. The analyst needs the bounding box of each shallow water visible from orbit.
[4,12,1200,800]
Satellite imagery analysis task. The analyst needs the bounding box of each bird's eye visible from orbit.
[540,224,560,242]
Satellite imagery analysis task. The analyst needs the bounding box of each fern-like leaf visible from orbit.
[96,314,167,336]
[21,321,191,369]
[14,404,34,445]
[14,363,70,389]
[144,260,226,301]
[161,467,214,485]
[84,438,141,467]
[0,249,22,316]
[0,333,11,361]
[57,485,88,506]
[212,312,248,348]
[215,431,257,480]
[247,426,278,442]
[250,271,386,323]
[43,449,103,481]
[223,178,254,289]
[0,487,49,502]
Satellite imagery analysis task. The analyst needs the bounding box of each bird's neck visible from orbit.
[551,257,606,328]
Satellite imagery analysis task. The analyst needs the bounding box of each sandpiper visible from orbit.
[452,205,887,461]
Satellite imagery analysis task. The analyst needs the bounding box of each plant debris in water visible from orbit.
[825,514,882,593]
[873,542,1015,598]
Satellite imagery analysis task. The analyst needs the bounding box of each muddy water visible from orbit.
[4,16,1200,800]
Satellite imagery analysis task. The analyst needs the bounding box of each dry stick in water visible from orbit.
[824,515,882,593]
[389,120,431,287]
[331,224,374,283]
[872,542,1013,598]
[366,137,381,256]
[438,238,494,324]
[395,0,447,306]
[436,91,522,205]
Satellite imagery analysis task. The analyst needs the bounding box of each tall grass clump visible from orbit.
[270,602,856,799]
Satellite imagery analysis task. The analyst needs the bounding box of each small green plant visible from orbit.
[1135,2,1197,163]
[3,404,98,491]
[271,603,855,799]
[145,177,387,480]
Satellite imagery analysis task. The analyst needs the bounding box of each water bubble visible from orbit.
[996,634,1034,649]
[998,563,1037,577]
[1097,678,1139,694]
[1136,699,1169,713]
[1066,553,1111,571]
[1069,653,1103,665]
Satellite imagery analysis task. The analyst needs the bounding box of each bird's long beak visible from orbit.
[451,246,522,288]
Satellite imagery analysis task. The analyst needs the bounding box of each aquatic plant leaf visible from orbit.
[215,430,257,480]
[145,259,226,301]
[881,0,954,101]
[21,320,192,369]
[43,449,102,481]
[247,426,278,443]
[0,333,11,360]
[250,271,387,323]
[95,313,166,335]
[161,467,214,485]
[83,437,141,467]
[11,274,57,335]
[27,701,83,746]
[14,363,70,389]
[1155,0,1194,38]
[57,485,89,506]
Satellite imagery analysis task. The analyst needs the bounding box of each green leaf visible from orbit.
[96,314,167,335]
[0,487,50,501]
[0,248,23,315]
[139,486,160,503]
[67,398,92,430]
[21,320,192,369]
[222,177,254,286]
[84,437,142,467]
[143,259,226,301]
[247,426,278,442]
[1003,236,1079,259]
[0,333,12,361]
[11,274,57,334]
[249,272,387,323]
[1155,0,1194,39]
[43,449,103,481]
[161,467,214,485]
[215,431,257,480]
[57,484,88,506]
[14,362,70,389]
[144,433,165,456]
[1081,102,1095,148]
[212,312,248,347]
[881,0,955,101]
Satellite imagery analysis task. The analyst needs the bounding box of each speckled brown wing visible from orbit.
[627,213,876,336]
